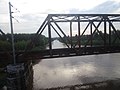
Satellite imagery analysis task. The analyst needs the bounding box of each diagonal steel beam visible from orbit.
[51,24,70,48]
[36,15,50,34]
[0,29,7,39]
[84,19,103,47]
[51,17,71,44]
[108,21,120,41]
[74,22,90,47]
[92,22,104,41]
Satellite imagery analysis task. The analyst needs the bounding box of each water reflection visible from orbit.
[47,40,67,49]
[33,53,120,89]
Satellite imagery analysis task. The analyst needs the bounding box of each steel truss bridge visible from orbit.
[1,14,120,60]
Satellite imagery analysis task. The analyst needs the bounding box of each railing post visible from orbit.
[78,16,81,48]
[104,16,107,47]
[90,21,93,47]
[109,22,111,46]
[70,21,73,48]
[48,16,52,57]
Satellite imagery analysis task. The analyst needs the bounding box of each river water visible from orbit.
[33,40,120,89]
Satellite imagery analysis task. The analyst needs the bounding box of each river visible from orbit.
[33,40,120,90]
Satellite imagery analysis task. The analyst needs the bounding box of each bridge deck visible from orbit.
[25,46,120,59]
[1,46,120,60]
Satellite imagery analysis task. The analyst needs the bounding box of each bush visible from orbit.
[0,41,11,51]
[15,40,28,51]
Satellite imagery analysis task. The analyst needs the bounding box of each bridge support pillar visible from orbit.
[6,61,33,90]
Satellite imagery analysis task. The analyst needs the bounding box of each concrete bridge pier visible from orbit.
[6,61,33,90]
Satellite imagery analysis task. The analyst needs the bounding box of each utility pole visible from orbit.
[7,2,33,90]
[9,2,16,65]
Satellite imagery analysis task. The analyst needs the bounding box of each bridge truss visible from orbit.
[1,14,120,60]
[28,14,120,59]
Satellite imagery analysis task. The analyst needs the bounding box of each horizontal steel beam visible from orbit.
[50,20,120,22]
[47,14,120,22]
[49,14,120,17]
[1,46,120,60]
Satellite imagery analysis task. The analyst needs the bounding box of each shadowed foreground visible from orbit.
[39,78,120,90]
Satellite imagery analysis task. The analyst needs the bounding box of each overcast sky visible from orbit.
[0,0,120,36]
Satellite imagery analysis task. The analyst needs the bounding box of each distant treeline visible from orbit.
[58,30,120,46]
[0,34,48,51]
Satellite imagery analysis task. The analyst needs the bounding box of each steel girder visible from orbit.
[36,14,120,50]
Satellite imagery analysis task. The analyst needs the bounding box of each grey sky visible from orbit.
[0,0,120,36]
